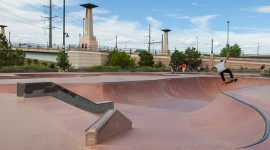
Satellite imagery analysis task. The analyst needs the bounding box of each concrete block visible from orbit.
[85,109,132,146]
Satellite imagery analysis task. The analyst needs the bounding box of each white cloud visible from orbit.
[93,8,111,14]
[256,6,270,13]
[190,14,219,31]
[146,17,163,29]
[166,13,190,19]
[191,2,199,6]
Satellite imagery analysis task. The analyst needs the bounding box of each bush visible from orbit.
[170,50,186,67]
[33,59,39,64]
[26,59,32,65]
[184,47,201,69]
[154,61,165,68]
[56,51,71,71]
[49,63,55,69]
[41,61,48,66]
[107,49,135,69]
[138,50,154,67]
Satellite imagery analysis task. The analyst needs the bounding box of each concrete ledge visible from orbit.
[85,109,132,146]
[17,82,114,114]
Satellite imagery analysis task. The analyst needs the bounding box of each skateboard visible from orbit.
[223,78,238,85]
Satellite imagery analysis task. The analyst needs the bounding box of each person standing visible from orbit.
[260,64,265,75]
[181,63,186,72]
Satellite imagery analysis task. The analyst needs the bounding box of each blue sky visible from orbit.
[1,0,270,54]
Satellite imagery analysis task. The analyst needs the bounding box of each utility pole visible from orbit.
[9,31,11,45]
[211,38,213,54]
[147,24,151,52]
[196,37,198,51]
[257,43,260,55]
[115,34,118,49]
[49,0,52,48]
[43,0,59,48]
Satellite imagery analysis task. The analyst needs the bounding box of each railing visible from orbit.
[11,43,270,58]
[11,43,168,55]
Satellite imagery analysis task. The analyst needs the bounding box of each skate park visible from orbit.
[1,72,270,150]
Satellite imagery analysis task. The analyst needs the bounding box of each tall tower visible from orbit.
[0,25,7,36]
[80,3,98,50]
[161,29,171,54]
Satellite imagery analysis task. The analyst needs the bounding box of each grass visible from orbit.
[0,64,55,70]
[85,65,169,72]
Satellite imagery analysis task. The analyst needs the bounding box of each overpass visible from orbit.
[11,44,270,70]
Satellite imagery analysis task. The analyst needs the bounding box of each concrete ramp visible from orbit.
[8,76,270,149]
[68,77,270,149]
[186,93,267,149]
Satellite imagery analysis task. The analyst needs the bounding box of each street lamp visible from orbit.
[63,0,67,51]
[62,0,67,71]
[227,21,230,48]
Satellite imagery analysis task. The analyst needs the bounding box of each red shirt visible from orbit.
[182,64,186,68]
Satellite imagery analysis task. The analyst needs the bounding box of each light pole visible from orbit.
[257,43,260,55]
[227,21,230,48]
[115,34,118,49]
[62,0,68,71]
[79,33,81,48]
[83,18,85,36]
[196,37,198,51]
[8,31,11,45]
[63,0,66,50]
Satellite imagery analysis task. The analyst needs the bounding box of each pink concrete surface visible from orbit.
[1,72,270,150]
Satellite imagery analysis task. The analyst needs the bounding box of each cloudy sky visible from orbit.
[1,0,270,54]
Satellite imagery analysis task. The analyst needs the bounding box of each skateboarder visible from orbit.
[210,54,236,85]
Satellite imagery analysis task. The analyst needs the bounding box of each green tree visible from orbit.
[220,43,242,57]
[170,50,186,67]
[0,34,10,67]
[138,50,154,67]
[0,34,25,67]
[107,49,135,69]
[7,48,25,66]
[184,47,201,69]
[56,50,71,71]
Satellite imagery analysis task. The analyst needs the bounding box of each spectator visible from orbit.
[261,64,265,75]
[182,63,186,72]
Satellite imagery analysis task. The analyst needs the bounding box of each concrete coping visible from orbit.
[222,91,270,149]
[86,109,116,133]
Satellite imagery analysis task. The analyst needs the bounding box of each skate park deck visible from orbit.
[1,72,270,150]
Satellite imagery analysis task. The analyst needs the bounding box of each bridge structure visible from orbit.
[10,43,270,70]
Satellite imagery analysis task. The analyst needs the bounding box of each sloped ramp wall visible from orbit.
[85,109,132,146]
[17,82,114,114]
